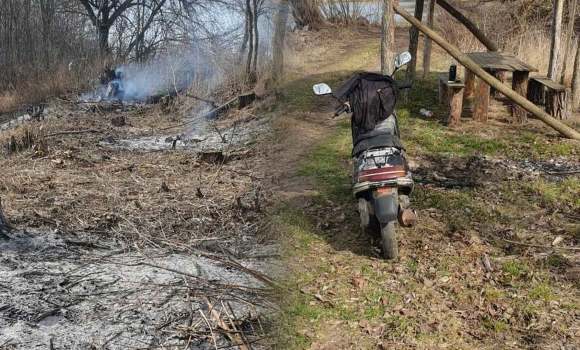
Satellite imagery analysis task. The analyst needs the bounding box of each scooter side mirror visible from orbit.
[313,83,332,95]
[395,52,412,69]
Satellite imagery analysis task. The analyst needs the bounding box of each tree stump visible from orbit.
[490,70,506,98]
[474,78,490,122]
[0,197,11,240]
[511,71,530,123]
[238,92,256,109]
[446,86,465,125]
[111,116,126,127]
[527,78,545,105]
[464,68,476,99]
[546,89,571,120]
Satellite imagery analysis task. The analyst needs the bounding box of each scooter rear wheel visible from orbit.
[381,222,398,260]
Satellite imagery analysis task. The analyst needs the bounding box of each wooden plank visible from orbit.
[530,76,566,91]
[437,72,465,87]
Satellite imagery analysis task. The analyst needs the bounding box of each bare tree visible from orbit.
[77,0,138,54]
[548,0,565,81]
[271,0,290,83]
[288,0,325,29]
[573,38,580,110]
[560,0,577,83]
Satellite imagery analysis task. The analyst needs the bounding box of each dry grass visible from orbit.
[436,2,578,83]
[0,95,274,249]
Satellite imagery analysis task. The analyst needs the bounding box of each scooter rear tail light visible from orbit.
[358,166,405,182]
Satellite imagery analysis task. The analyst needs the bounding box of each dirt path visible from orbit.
[273,26,580,349]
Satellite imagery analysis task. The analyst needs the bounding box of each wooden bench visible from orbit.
[437,72,465,125]
[527,76,571,120]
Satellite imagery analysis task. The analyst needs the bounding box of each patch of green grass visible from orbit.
[299,119,352,201]
[412,186,489,232]
[529,283,554,301]
[514,132,580,159]
[503,261,524,277]
[546,253,569,269]
[521,178,580,212]
[482,317,509,333]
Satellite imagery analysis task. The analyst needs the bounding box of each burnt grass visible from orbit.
[0,96,279,349]
[274,51,580,349]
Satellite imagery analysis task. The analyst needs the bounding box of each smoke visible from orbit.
[82,0,283,103]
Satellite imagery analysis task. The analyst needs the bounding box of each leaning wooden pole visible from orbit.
[436,0,498,52]
[393,1,580,141]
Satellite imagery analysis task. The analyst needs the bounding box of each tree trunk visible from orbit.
[288,0,324,29]
[252,0,259,74]
[245,0,254,81]
[393,1,580,141]
[549,0,565,81]
[99,25,111,54]
[406,0,424,82]
[436,0,498,52]
[271,0,289,83]
[421,0,436,80]
[573,36,580,111]
[381,0,395,75]
[560,0,577,84]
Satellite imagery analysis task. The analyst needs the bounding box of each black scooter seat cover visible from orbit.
[352,132,405,157]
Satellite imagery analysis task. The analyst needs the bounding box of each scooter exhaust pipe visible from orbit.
[398,209,417,228]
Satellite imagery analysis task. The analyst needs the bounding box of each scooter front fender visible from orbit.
[372,192,398,224]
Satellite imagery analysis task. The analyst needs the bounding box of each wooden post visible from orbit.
[393,1,580,141]
[435,0,498,52]
[490,71,506,98]
[511,71,530,123]
[406,0,425,82]
[381,0,395,75]
[548,0,565,81]
[560,0,577,84]
[474,78,490,122]
[422,0,436,81]
[447,87,464,125]
[464,68,476,99]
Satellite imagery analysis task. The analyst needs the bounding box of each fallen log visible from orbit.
[393,1,580,141]
[435,0,498,52]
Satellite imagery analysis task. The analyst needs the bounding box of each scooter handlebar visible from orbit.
[333,102,351,118]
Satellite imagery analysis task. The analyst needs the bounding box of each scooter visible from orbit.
[313,52,416,260]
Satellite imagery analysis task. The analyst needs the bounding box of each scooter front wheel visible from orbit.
[381,222,398,260]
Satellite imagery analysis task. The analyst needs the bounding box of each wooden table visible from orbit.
[464,52,538,123]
